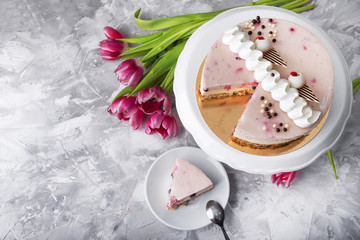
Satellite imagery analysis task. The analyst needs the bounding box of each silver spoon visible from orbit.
[206,200,230,240]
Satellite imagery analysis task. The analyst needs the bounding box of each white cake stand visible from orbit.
[173,6,352,174]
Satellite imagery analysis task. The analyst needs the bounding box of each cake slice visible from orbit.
[231,85,313,148]
[167,158,213,209]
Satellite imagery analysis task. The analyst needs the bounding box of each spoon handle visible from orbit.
[220,226,230,240]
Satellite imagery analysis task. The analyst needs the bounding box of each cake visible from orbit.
[167,158,213,209]
[200,16,334,148]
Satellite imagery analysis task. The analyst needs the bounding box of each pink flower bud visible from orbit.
[114,59,144,87]
[107,96,145,130]
[145,113,178,139]
[136,86,171,115]
[104,26,125,40]
[99,28,128,61]
[271,171,296,188]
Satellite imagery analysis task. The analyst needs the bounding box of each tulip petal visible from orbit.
[161,95,172,115]
[157,127,169,139]
[285,172,296,188]
[137,88,153,103]
[128,67,144,88]
[107,97,125,116]
[115,59,136,73]
[100,49,120,58]
[271,174,278,184]
[130,110,145,130]
[145,122,153,135]
[117,67,137,85]
[136,86,171,115]
[104,26,125,40]
[119,96,137,117]
[101,55,121,61]
[150,113,166,129]
[139,100,161,115]
[162,116,178,137]
[100,40,125,52]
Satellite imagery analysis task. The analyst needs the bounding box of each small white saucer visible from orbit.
[144,146,230,230]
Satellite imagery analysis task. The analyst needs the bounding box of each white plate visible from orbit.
[174,6,352,174]
[144,147,230,230]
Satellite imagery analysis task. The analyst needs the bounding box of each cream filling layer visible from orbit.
[201,86,251,96]
[233,133,304,145]
[222,26,321,128]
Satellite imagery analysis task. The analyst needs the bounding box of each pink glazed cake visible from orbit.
[200,16,334,148]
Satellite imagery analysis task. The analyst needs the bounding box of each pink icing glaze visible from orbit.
[201,38,255,90]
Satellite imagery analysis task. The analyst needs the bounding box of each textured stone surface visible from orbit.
[1,0,360,239]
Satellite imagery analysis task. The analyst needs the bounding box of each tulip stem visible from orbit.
[290,4,315,13]
[262,0,293,6]
[118,32,164,43]
[353,76,360,93]
[128,41,186,96]
[327,150,338,180]
[279,0,302,8]
[160,67,175,97]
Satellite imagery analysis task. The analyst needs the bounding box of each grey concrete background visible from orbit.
[0,0,359,239]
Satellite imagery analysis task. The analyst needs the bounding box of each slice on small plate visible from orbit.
[167,158,214,209]
[145,147,229,230]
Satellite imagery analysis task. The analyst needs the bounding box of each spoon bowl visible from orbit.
[206,200,230,240]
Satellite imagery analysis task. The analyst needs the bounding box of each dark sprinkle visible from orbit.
[283,128,288,132]
[273,112,278,117]
[252,19,257,24]
[249,94,253,99]
[260,96,265,100]
[268,115,272,119]
[261,25,265,29]
[276,128,280,132]
[256,16,260,20]
[252,85,256,90]
[150,97,156,101]
[235,57,239,60]
[257,19,261,23]
[269,18,273,22]
[264,107,269,111]
[272,39,277,43]
[268,103,272,107]
[203,88,209,92]
[258,31,262,35]
[279,123,283,127]
[168,189,171,194]
[248,30,253,35]
[271,73,275,77]
[269,31,273,34]
[190,193,196,198]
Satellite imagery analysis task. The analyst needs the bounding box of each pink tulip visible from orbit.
[104,26,125,40]
[271,171,296,188]
[136,86,171,115]
[145,113,178,139]
[99,27,127,61]
[115,59,144,87]
[107,96,145,129]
